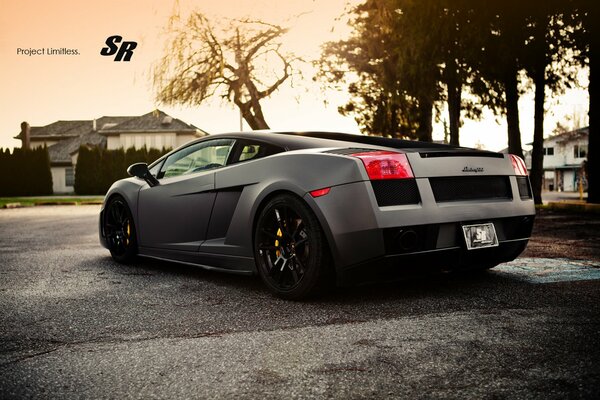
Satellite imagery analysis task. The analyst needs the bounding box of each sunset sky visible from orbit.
[0,0,590,151]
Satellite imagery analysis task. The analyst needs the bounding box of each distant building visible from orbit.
[15,110,207,193]
[523,127,588,192]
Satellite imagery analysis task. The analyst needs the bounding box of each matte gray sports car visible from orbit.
[99,131,535,299]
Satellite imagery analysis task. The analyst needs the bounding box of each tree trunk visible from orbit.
[447,80,462,146]
[504,68,524,159]
[243,109,270,130]
[248,96,270,130]
[416,96,433,142]
[445,57,461,146]
[236,74,271,130]
[588,18,598,203]
[237,100,270,130]
[530,65,546,205]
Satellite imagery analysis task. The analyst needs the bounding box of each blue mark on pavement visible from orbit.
[494,258,600,283]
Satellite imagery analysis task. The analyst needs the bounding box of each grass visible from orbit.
[536,202,600,214]
[0,196,104,208]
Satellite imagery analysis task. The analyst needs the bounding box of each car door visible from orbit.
[137,138,235,252]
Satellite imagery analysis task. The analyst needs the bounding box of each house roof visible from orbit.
[99,110,205,135]
[18,109,207,165]
[16,110,206,140]
[526,126,589,146]
[550,127,589,144]
[47,131,107,165]
[15,120,91,140]
[95,116,135,130]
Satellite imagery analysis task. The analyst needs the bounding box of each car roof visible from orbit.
[207,131,365,151]
[205,131,462,151]
[149,130,495,169]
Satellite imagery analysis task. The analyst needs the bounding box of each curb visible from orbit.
[36,201,78,206]
[1,201,103,209]
[544,201,600,214]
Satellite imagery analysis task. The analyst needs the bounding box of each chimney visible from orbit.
[20,121,30,150]
[93,118,97,131]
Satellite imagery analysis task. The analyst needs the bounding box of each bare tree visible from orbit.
[153,13,297,130]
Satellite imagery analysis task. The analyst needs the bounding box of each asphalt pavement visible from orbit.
[0,205,599,399]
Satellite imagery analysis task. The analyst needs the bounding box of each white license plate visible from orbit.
[462,223,499,250]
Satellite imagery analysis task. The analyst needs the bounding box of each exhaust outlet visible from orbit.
[398,229,418,251]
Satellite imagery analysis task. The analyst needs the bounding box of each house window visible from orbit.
[574,144,587,158]
[543,147,554,156]
[65,167,75,187]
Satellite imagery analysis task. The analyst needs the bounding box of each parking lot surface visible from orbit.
[1,206,599,399]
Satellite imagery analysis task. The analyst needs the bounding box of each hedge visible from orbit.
[0,147,53,196]
[74,146,170,195]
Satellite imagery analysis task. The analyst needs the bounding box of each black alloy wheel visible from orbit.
[254,194,331,299]
[104,196,137,263]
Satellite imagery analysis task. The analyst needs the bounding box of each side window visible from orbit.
[158,139,234,179]
[148,159,165,177]
[230,141,284,164]
[240,145,260,161]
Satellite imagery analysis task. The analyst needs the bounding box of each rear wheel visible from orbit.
[103,196,137,263]
[254,194,331,299]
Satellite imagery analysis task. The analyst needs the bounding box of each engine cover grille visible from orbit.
[371,179,421,207]
[430,176,512,202]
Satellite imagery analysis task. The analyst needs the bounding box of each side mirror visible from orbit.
[127,162,159,187]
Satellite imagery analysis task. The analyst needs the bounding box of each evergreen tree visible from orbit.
[74,147,93,194]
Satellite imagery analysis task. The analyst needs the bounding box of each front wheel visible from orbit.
[254,194,331,299]
[103,196,137,263]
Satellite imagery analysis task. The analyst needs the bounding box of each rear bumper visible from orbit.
[305,179,535,282]
[336,213,534,285]
[338,238,528,286]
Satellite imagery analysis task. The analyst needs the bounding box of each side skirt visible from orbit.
[138,246,256,275]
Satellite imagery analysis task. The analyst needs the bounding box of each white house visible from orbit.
[16,110,207,193]
[524,127,588,192]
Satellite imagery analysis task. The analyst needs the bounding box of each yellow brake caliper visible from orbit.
[125,221,131,246]
[275,228,283,257]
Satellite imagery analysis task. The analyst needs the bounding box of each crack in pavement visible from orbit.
[0,309,517,367]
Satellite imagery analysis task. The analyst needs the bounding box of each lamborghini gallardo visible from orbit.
[100,132,535,299]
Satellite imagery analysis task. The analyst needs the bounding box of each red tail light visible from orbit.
[509,154,528,176]
[352,151,414,180]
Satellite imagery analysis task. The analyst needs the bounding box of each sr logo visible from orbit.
[100,35,137,61]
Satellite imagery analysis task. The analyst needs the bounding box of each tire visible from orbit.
[103,195,138,264]
[254,194,331,299]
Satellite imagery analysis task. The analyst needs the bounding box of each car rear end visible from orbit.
[305,147,535,285]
